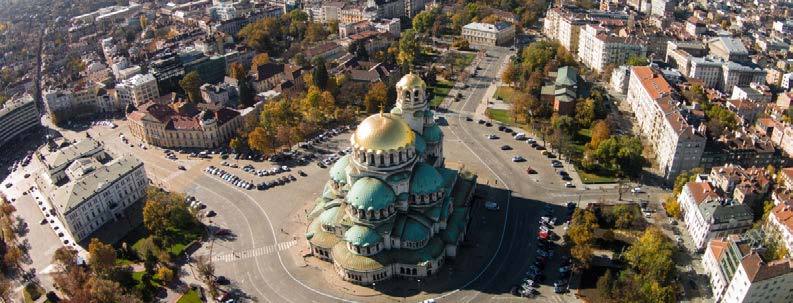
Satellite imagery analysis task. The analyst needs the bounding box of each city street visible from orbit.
[0,46,671,303]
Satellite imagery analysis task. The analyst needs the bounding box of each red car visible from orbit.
[526,167,537,174]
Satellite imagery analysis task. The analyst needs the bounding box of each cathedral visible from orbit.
[304,73,476,284]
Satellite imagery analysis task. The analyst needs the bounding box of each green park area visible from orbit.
[429,80,454,106]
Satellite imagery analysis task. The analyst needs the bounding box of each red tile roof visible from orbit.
[631,66,673,100]
[686,182,722,205]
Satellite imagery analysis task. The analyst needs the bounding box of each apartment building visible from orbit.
[703,236,793,303]
[0,94,40,148]
[626,66,706,181]
[771,123,793,156]
[116,73,160,106]
[679,181,754,250]
[722,62,767,94]
[709,165,772,206]
[578,24,645,73]
[43,81,119,118]
[461,22,515,46]
[709,36,750,63]
[767,204,793,259]
[690,57,724,89]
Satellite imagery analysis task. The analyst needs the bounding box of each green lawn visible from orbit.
[128,225,202,259]
[493,86,529,104]
[429,80,454,106]
[486,108,510,124]
[177,290,203,303]
[132,271,164,288]
[578,170,619,184]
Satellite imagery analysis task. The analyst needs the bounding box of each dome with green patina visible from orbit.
[396,73,427,90]
[329,155,349,184]
[409,162,444,195]
[423,124,443,143]
[352,114,415,152]
[401,219,431,243]
[344,225,383,247]
[347,177,396,211]
[318,206,341,226]
[414,132,427,155]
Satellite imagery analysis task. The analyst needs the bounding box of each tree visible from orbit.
[229,62,247,80]
[251,53,271,71]
[229,137,242,151]
[398,30,420,66]
[249,127,275,154]
[305,22,327,43]
[412,9,437,33]
[626,55,650,66]
[551,114,577,137]
[156,266,175,283]
[452,39,470,49]
[0,275,10,303]
[588,120,610,150]
[89,238,117,276]
[575,98,598,128]
[238,79,255,107]
[53,246,79,271]
[510,94,530,123]
[364,82,388,113]
[179,71,203,103]
[311,56,329,90]
[143,197,170,238]
[501,63,517,85]
[568,209,598,269]
[194,255,218,298]
[624,227,677,286]
[664,195,682,219]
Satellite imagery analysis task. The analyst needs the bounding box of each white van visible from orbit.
[514,133,526,140]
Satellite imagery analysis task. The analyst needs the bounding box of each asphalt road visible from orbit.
[2,44,672,303]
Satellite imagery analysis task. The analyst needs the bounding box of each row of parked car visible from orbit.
[298,126,350,150]
[205,166,254,190]
[91,120,117,128]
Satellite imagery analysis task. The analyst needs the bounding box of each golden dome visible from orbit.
[352,114,415,151]
[396,73,426,90]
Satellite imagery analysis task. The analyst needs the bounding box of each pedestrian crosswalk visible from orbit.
[211,240,297,263]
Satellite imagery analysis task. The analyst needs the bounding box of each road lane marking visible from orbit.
[210,240,297,263]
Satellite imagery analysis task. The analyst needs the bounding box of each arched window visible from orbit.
[379,154,385,166]
[389,153,395,165]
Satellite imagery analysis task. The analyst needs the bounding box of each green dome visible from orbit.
[344,225,382,247]
[414,132,427,155]
[401,219,430,243]
[318,206,340,226]
[410,162,444,195]
[329,155,349,184]
[423,124,443,143]
[347,177,396,211]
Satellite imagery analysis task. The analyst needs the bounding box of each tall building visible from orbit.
[35,138,147,242]
[116,73,160,106]
[304,73,476,284]
[578,24,645,73]
[703,235,793,303]
[626,66,706,181]
[0,94,40,148]
[678,180,754,250]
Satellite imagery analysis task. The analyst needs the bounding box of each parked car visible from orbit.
[526,167,537,174]
[484,201,500,211]
[511,156,525,162]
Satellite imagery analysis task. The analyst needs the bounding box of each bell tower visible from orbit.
[394,73,427,134]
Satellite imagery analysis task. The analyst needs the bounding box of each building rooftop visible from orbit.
[40,137,103,170]
[50,156,143,215]
[463,21,513,33]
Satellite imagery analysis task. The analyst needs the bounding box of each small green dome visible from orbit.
[344,225,382,247]
[414,132,427,155]
[318,206,340,226]
[424,109,433,119]
[410,162,444,195]
[329,155,349,184]
[347,177,396,211]
[423,124,443,143]
[401,219,430,243]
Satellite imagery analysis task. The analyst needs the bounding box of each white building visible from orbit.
[651,0,675,16]
[781,72,793,92]
[610,65,631,94]
[626,66,706,181]
[461,22,515,46]
[43,81,119,117]
[678,181,753,250]
[116,73,159,106]
[767,204,793,258]
[703,236,793,303]
[722,62,767,94]
[36,139,147,242]
[0,94,40,148]
[578,24,645,73]
[690,57,724,89]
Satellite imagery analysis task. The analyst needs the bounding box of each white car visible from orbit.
[631,187,642,193]
[564,182,574,188]
[511,156,525,162]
